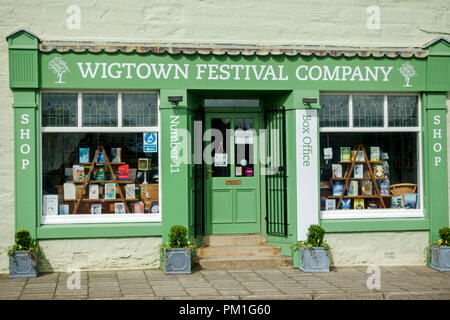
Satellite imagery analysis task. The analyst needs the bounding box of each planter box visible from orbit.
[9,250,38,278]
[299,247,330,273]
[163,248,192,274]
[430,244,450,272]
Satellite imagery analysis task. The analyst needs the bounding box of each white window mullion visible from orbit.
[348,94,353,128]
[383,94,388,128]
[77,92,82,128]
[118,93,123,128]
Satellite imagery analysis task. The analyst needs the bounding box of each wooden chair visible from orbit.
[390,183,417,200]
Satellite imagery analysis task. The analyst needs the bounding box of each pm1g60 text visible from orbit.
[223,304,271,315]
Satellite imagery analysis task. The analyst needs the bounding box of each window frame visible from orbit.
[39,90,162,224]
[318,92,424,220]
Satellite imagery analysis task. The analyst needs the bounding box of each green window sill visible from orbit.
[321,217,429,233]
[36,222,162,239]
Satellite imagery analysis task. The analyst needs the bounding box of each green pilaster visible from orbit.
[7,30,40,238]
[426,39,450,91]
[288,89,320,268]
[424,92,449,242]
[160,89,190,243]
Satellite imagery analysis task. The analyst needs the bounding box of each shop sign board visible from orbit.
[296,109,319,241]
[431,114,444,167]
[41,53,426,91]
[18,113,31,170]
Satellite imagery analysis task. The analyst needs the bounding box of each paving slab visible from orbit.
[0,266,449,300]
[384,291,450,300]
[313,293,384,300]
[20,293,55,300]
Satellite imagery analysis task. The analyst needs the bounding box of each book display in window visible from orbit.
[118,165,129,180]
[332,164,342,178]
[327,144,393,210]
[353,164,363,178]
[367,200,378,209]
[114,203,126,214]
[391,196,403,208]
[332,181,344,196]
[89,184,99,199]
[64,182,76,200]
[340,147,351,161]
[347,181,358,196]
[68,145,139,214]
[111,147,121,163]
[93,165,105,181]
[354,199,365,209]
[403,193,418,209]
[104,183,116,199]
[340,198,351,209]
[361,180,373,196]
[43,195,58,216]
[79,148,89,163]
[325,199,336,211]
[72,165,85,182]
[91,204,102,214]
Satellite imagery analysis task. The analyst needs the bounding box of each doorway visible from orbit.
[204,112,261,234]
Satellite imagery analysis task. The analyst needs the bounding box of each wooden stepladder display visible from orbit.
[72,145,135,214]
[330,144,392,209]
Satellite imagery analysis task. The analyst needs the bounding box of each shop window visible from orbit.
[319,94,422,219]
[352,95,384,127]
[122,93,158,127]
[42,93,78,127]
[82,93,118,127]
[388,95,418,127]
[40,92,160,224]
[319,95,349,128]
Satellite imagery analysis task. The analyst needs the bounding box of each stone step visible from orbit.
[197,256,293,269]
[197,245,281,258]
[203,234,267,247]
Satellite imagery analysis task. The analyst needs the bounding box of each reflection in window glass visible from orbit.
[42,93,78,127]
[82,93,118,127]
[41,133,159,215]
[235,118,255,177]
[319,95,349,127]
[211,118,231,177]
[353,95,384,127]
[388,96,418,127]
[122,94,158,127]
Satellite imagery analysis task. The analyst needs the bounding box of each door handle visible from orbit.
[206,167,213,179]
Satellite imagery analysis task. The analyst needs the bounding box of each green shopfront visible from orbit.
[6,30,450,268]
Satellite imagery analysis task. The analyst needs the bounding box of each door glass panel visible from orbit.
[211,118,231,177]
[235,118,255,177]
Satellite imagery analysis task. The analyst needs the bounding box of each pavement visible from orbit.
[0,266,449,300]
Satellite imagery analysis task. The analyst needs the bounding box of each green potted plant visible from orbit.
[161,225,196,274]
[8,229,39,278]
[290,224,332,272]
[427,227,450,272]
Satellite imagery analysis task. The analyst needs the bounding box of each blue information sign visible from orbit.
[143,132,158,153]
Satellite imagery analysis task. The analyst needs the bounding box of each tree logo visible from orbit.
[398,62,417,87]
[48,57,70,84]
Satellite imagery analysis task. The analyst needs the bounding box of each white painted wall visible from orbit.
[38,237,162,272]
[325,231,429,266]
[0,0,449,273]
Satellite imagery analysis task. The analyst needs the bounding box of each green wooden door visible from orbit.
[204,113,261,234]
